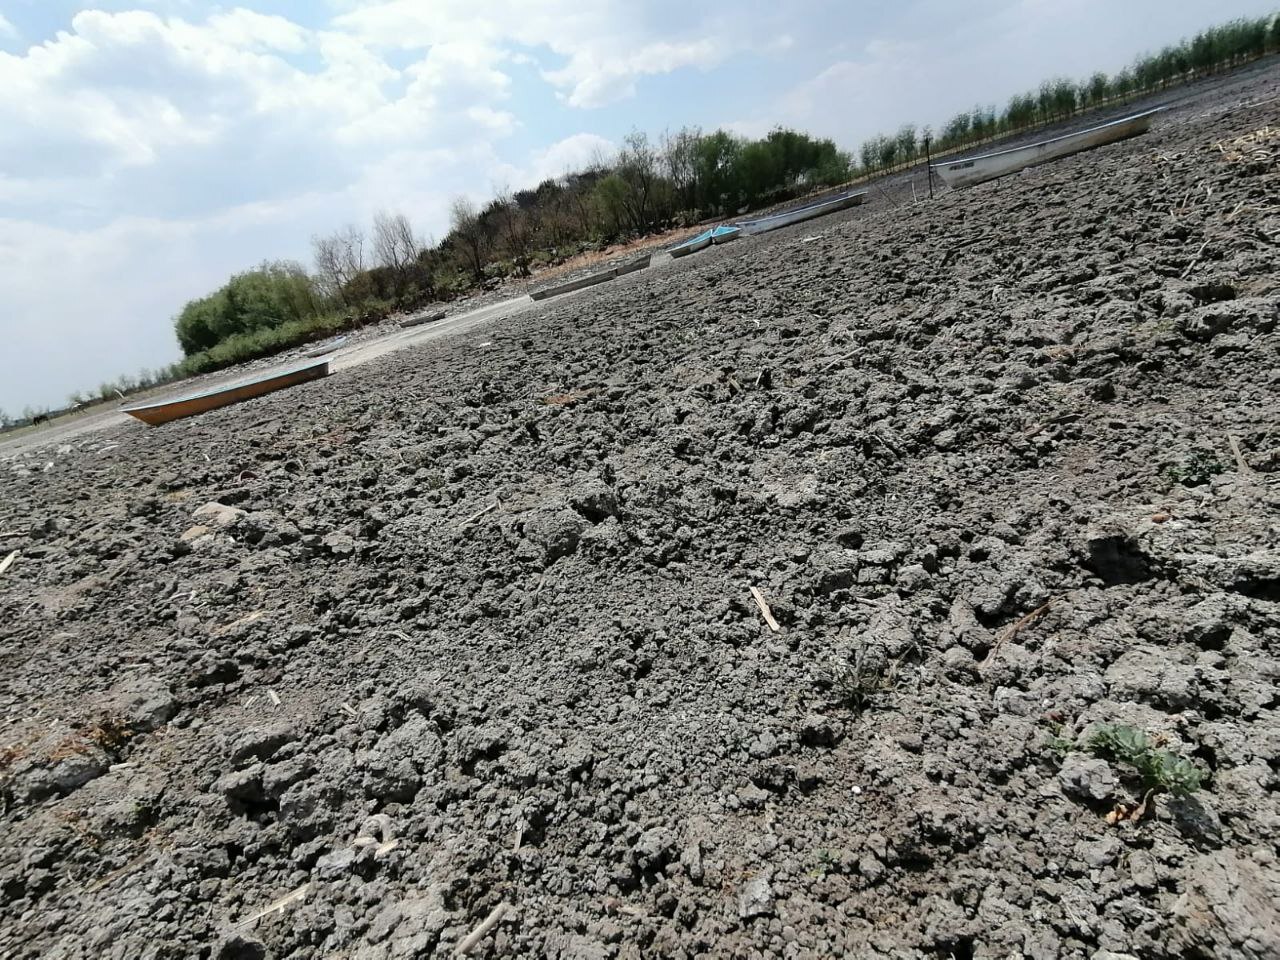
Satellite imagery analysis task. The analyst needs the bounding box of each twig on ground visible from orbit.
[1227,434,1255,475]
[749,586,781,633]
[213,610,265,636]
[236,883,310,929]
[461,501,498,529]
[1179,238,1212,279]
[0,551,17,576]
[455,903,509,955]
[983,598,1057,669]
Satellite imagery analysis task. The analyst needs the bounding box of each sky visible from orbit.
[1,0,1275,414]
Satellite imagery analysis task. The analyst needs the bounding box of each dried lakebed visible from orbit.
[2,69,1279,959]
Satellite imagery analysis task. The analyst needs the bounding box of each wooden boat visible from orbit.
[668,228,714,258]
[529,267,618,301]
[399,309,446,329]
[737,189,867,236]
[932,107,1163,189]
[711,225,741,244]
[615,253,652,276]
[123,359,330,426]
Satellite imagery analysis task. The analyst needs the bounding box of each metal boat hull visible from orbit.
[932,108,1162,189]
[123,359,331,426]
[399,310,446,328]
[529,267,618,301]
[615,253,652,275]
[737,190,867,236]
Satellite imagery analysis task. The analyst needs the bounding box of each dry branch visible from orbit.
[1228,434,1254,475]
[983,598,1057,669]
[236,883,310,928]
[749,586,781,633]
[461,501,498,529]
[455,903,508,955]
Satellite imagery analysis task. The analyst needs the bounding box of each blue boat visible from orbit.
[711,225,741,244]
[669,228,714,258]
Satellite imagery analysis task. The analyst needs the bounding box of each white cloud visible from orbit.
[8,0,1267,414]
[527,133,617,183]
[333,0,732,108]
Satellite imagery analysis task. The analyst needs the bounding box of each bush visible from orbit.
[174,260,321,356]
[1087,724,1203,797]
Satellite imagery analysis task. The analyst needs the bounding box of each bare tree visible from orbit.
[372,210,422,274]
[311,224,366,303]
[449,197,490,282]
[491,188,532,277]
[617,131,659,233]
[662,127,701,212]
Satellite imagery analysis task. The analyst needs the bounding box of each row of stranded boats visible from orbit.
[668,106,1163,257]
[123,107,1162,427]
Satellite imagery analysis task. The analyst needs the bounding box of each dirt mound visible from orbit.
[1,70,1278,959]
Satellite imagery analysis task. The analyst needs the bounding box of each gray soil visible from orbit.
[1,64,1278,960]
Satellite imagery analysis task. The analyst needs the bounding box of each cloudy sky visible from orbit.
[0,0,1273,414]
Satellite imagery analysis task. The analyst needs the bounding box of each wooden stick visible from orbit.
[749,586,781,633]
[982,598,1056,669]
[1227,434,1254,475]
[455,903,508,955]
[236,883,310,928]
[461,501,498,528]
[1179,238,1212,279]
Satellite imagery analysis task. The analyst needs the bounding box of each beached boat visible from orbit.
[711,225,741,244]
[932,108,1163,189]
[615,253,652,276]
[399,309,446,329]
[529,267,618,301]
[304,336,347,357]
[668,229,714,258]
[123,359,331,426]
[737,189,867,236]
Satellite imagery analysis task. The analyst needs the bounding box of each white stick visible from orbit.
[1228,434,1254,475]
[455,903,508,955]
[749,586,781,633]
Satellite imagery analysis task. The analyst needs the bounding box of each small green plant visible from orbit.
[827,640,904,713]
[1087,723,1203,797]
[1040,718,1075,757]
[806,848,838,879]
[1166,448,1225,487]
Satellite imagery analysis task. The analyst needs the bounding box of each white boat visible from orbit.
[304,336,347,357]
[737,189,867,236]
[932,107,1163,189]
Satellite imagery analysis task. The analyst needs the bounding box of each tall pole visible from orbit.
[924,134,934,200]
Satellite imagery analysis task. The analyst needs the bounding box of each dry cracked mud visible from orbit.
[1,65,1278,960]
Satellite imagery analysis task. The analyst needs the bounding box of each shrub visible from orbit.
[1166,448,1225,486]
[1087,724,1203,797]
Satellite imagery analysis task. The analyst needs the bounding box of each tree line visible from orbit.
[6,11,1276,430]
[857,14,1280,173]
[165,126,851,368]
